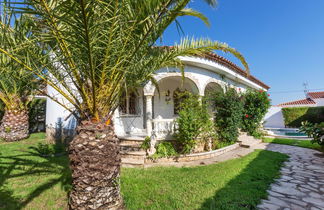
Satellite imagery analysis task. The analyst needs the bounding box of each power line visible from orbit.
[268,88,324,94]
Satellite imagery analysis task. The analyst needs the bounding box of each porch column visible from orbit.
[146,95,153,137]
[198,94,204,105]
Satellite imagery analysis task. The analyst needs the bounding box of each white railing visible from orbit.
[152,118,176,139]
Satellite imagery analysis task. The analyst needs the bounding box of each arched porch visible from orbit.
[143,73,201,139]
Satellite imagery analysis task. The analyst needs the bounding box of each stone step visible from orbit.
[120,139,144,146]
[121,157,145,168]
[239,139,262,148]
[120,141,146,153]
[121,151,146,159]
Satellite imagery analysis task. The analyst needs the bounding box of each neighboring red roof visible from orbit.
[203,52,270,90]
[277,98,316,107]
[308,91,324,99]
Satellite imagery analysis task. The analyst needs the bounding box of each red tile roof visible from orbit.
[308,91,324,99]
[159,46,270,90]
[202,52,270,90]
[277,98,316,107]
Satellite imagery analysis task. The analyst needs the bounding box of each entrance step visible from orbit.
[238,133,262,148]
[121,157,145,168]
[119,136,147,167]
[121,151,146,159]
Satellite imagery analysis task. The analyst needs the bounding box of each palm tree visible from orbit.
[0,12,41,141]
[1,0,249,209]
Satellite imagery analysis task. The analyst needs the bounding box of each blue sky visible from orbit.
[161,0,324,105]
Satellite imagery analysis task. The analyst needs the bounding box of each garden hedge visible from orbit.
[282,106,324,127]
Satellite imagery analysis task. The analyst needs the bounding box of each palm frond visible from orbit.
[0,0,247,122]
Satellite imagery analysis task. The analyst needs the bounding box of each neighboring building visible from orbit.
[264,91,324,128]
[46,53,269,140]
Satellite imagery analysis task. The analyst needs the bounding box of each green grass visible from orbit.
[263,137,324,152]
[121,150,287,210]
[0,133,288,210]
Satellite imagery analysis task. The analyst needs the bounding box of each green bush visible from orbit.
[282,107,324,127]
[28,98,47,132]
[241,89,271,137]
[174,92,214,154]
[150,141,178,159]
[140,136,151,151]
[29,142,66,157]
[211,88,243,142]
[300,121,324,148]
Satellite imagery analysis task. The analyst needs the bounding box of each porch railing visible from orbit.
[152,118,176,139]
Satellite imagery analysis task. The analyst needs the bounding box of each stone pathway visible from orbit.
[258,144,324,210]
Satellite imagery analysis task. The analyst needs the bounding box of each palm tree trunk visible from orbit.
[68,120,123,210]
[0,110,29,141]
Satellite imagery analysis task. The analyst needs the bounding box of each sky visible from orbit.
[161,0,324,105]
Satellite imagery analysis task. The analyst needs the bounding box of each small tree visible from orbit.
[300,121,324,149]
[174,92,213,154]
[241,89,270,137]
[0,14,41,141]
[211,88,243,142]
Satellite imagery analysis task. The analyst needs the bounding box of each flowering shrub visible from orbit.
[174,92,214,154]
[211,88,243,142]
[300,121,324,148]
[241,89,271,137]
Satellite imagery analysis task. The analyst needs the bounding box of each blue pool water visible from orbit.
[265,128,307,137]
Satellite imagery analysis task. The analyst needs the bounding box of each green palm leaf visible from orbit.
[1,0,248,121]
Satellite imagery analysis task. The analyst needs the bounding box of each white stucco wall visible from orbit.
[46,85,77,133]
[314,98,324,106]
[46,56,267,138]
[263,106,285,128]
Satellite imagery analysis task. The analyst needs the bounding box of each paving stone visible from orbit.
[302,197,324,208]
[258,201,281,210]
[267,190,285,197]
[310,206,321,210]
[309,192,322,199]
[259,144,324,210]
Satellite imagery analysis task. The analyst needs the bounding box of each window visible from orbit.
[120,92,139,115]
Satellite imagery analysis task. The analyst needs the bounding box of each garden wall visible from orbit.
[282,106,324,127]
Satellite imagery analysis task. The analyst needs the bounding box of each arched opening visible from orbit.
[153,76,199,118]
[204,82,223,97]
[204,82,223,115]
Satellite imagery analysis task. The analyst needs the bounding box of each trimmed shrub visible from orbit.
[241,89,271,137]
[174,92,214,154]
[282,107,324,127]
[211,88,243,142]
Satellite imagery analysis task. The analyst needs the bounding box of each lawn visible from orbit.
[263,137,324,152]
[0,133,288,210]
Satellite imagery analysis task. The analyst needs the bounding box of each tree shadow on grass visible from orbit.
[0,144,71,210]
[199,150,288,210]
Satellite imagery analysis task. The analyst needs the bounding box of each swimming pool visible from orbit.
[265,128,307,137]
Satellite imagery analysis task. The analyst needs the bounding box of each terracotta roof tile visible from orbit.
[308,91,324,99]
[202,52,270,90]
[158,46,270,90]
[277,98,316,107]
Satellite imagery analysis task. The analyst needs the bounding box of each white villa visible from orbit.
[46,53,269,141]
